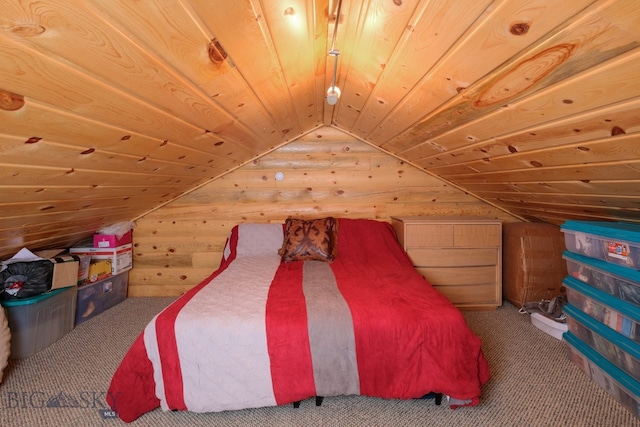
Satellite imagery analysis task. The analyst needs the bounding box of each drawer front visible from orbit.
[415,265,498,286]
[407,248,497,267]
[433,284,499,305]
[453,224,501,247]
[404,224,453,248]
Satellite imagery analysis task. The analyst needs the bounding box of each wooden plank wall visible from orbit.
[129,127,518,296]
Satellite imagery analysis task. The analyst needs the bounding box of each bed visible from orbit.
[107,218,490,422]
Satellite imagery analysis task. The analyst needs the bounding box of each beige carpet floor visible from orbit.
[1,298,639,427]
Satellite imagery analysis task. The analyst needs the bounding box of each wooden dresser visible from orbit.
[391,216,502,310]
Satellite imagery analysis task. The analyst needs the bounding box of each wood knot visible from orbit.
[208,38,228,64]
[8,24,45,37]
[0,89,25,111]
[510,22,530,35]
[611,126,626,136]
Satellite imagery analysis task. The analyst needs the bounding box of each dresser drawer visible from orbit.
[454,224,501,247]
[407,248,497,267]
[433,284,499,305]
[404,224,453,248]
[415,265,497,286]
[403,223,500,248]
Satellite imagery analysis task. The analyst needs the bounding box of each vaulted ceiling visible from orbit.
[1,0,639,258]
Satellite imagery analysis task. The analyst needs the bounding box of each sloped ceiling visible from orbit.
[1,0,639,258]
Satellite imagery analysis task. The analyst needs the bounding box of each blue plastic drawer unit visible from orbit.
[565,332,640,419]
[565,304,640,382]
[563,276,640,344]
[0,286,77,359]
[561,220,640,269]
[564,251,640,307]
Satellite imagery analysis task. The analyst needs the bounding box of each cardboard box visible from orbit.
[41,252,80,289]
[93,230,132,248]
[74,254,91,285]
[69,244,132,276]
[32,250,80,291]
[87,259,112,283]
[36,250,90,286]
[49,257,81,290]
[503,222,567,307]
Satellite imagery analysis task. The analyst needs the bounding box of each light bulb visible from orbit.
[326,86,341,105]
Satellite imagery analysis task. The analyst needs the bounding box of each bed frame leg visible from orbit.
[293,397,323,408]
[420,391,443,405]
[434,393,443,405]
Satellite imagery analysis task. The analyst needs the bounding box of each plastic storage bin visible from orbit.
[0,286,77,359]
[530,312,567,340]
[565,332,640,418]
[76,271,128,325]
[565,304,640,382]
[564,251,640,306]
[563,276,640,344]
[561,221,640,269]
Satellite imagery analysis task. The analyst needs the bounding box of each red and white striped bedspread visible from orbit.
[108,219,490,422]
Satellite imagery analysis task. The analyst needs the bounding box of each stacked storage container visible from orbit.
[70,230,133,325]
[561,220,640,418]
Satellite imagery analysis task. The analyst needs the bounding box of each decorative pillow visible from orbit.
[278,217,339,263]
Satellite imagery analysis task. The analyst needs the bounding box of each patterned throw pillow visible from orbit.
[279,217,339,262]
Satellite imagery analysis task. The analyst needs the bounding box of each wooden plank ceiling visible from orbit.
[0,0,639,258]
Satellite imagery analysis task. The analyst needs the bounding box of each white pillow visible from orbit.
[224,223,284,260]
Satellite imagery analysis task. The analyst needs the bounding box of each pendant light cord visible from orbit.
[328,0,342,96]
[330,0,343,54]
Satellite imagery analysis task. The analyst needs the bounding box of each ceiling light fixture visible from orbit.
[326,0,343,106]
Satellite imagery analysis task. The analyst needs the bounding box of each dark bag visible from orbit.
[0,260,54,299]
